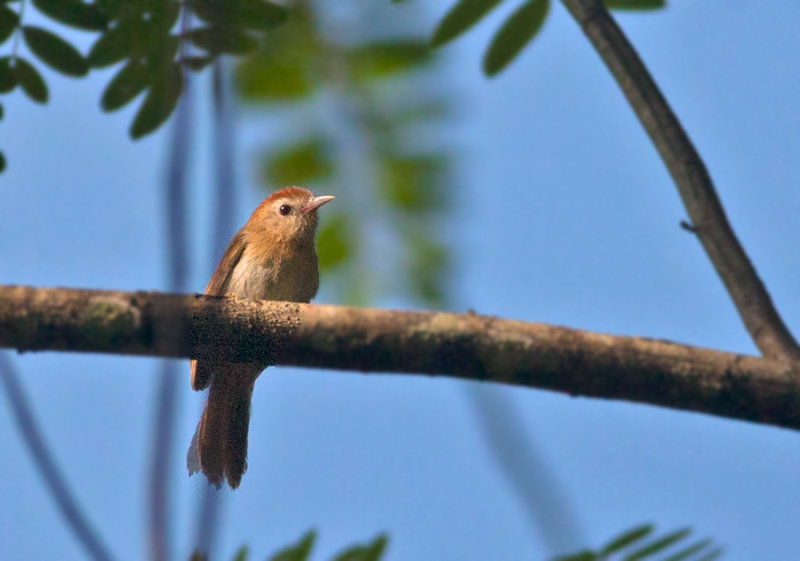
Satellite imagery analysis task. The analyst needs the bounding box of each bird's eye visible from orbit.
[279,204,292,216]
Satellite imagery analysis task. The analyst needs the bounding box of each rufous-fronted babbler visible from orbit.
[187,186,334,488]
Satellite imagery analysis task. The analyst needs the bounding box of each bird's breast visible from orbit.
[227,247,319,303]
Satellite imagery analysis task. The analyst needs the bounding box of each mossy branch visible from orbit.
[1,284,799,430]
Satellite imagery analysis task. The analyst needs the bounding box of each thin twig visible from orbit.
[560,0,800,363]
[0,353,114,561]
[1,285,798,431]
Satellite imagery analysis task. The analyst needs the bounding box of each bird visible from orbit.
[187,186,335,489]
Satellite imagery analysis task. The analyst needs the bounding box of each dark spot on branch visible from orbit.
[680,220,698,234]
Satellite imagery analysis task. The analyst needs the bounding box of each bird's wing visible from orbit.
[205,231,247,296]
[191,232,248,390]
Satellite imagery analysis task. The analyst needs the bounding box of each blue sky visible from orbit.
[1,1,799,560]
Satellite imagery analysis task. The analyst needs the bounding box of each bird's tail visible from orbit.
[187,364,258,489]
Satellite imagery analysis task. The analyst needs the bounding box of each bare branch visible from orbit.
[1,285,799,431]
[0,353,115,561]
[560,0,800,363]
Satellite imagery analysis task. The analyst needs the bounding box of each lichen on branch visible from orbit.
[0,284,798,431]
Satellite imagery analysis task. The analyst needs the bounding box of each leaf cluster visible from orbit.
[426,0,664,76]
[555,524,723,561]
[237,3,453,307]
[191,530,387,561]
[0,0,663,176]
[2,0,454,302]
[0,0,287,171]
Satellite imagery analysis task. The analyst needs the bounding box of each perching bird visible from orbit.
[188,186,334,489]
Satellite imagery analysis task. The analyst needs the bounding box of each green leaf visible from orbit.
[231,545,248,561]
[97,1,176,26]
[317,214,352,271]
[188,25,257,55]
[0,4,19,43]
[622,528,691,561]
[236,50,313,100]
[0,150,6,173]
[695,548,723,561]
[192,0,287,30]
[431,0,502,48]
[187,0,220,23]
[359,535,387,561]
[150,1,181,31]
[332,535,388,561]
[0,102,3,120]
[101,59,150,111]
[661,539,712,561]
[381,154,447,212]
[12,57,48,102]
[31,0,108,31]
[0,56,17,92]
[603,0,665,10]
[130,61,183,138]
[235,6,318,100]
[557,525,723,561]
[483,0,549,76]
[269,530,315,561]
[601,524,654,555]
[349,41,431,80]
[552,552,597,561]
[88,22,136,67]
[239,0,287,30]
[264,138,333,186]
[146,33,180,70]
[333,545,366,561]
[94,0,128,17]
[89,10,178,69]
[22,25,88,76]
[181,55,214,71]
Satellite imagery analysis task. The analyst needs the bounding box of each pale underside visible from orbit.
[227,248,319,303]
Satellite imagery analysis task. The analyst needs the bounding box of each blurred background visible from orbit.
[1,1,799,560]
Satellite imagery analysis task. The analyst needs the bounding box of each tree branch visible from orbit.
[1,284,798,430]
[560,0,800,363]
[0,353,115,561]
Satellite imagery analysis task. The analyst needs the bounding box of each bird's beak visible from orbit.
[301,195,335,214]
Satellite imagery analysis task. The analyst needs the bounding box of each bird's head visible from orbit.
[245,186,335,247]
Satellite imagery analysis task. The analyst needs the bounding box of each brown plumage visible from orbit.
[188,186,334,488]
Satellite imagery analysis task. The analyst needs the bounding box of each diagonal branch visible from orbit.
[0,352,115,561]
[560,0,800,363]
[1,285,798,430]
